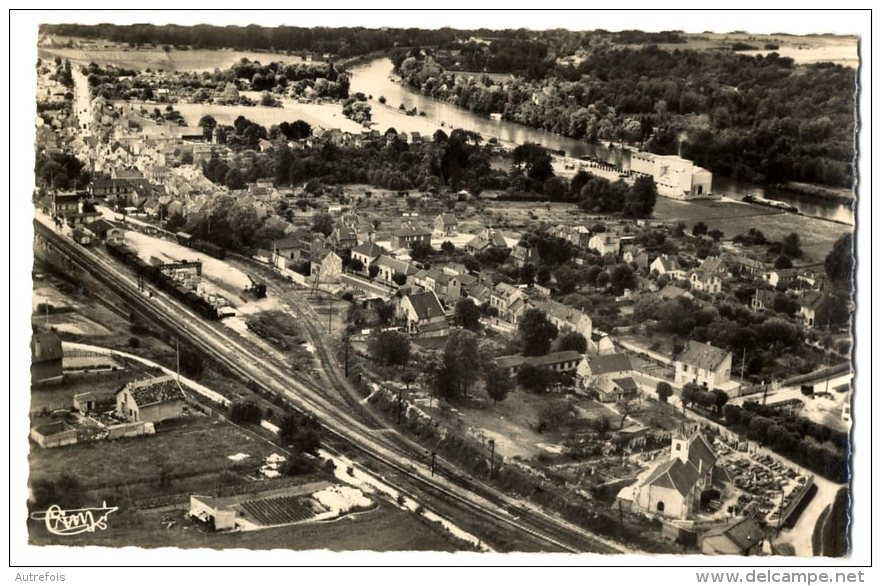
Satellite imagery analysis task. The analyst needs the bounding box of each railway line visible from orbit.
[35,218,627,554]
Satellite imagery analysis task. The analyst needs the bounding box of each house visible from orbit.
[84,219,125,245]
[90,177,133,199]
[465,283,491,306]
[490,282,527,324]
[258,138,274,152]
[761,268,797,289]
[391,224,432,249]
[530,299,592,339]
[688,270,723,294]
[115,376,186,423]
[374,255,417,285]
[398,290,449,338]
[701,518,765,555]
[623,246,650,271]
[270,236,303,262]
[310,250,343,284]
[699,256,731,278]
[510,243,540,268]
[411,268,462,305]
[31,330,63,386]
[674,341,733,391]
[751,289,777,312]
[328,223,358,250]
[651,254,685,279]
[551,224,591,249]
[466,227,509,253]
[798,291,828,327]
[494,350,583,376]
[575,353,636,401]
[630,429,721,520]
[50,191,82,217]
[587,332,616,356]
[588,232,621,256]
[350,242,385,272]
[189,495,238,531]
[434,213,458,236]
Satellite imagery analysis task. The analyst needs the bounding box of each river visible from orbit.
[349,58,854,225]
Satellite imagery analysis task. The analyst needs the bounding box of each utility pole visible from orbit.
[328,296,333,334]
[397,386,403,425]
[488,439,495,479]
[739,348,747,393]
[344,335,349,377]
[430,451,436,476]
[176,336,180,383]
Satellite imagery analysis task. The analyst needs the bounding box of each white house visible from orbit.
[576,353,636,401]
[651,254,685,279]
[629,152,713,199]
[674,340,733,391]
[588,232,621,256]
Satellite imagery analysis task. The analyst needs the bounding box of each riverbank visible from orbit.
[775,181,855,202]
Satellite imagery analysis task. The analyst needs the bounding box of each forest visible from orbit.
[394,45,855,188]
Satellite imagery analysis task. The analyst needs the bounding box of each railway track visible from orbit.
[35,219,626,554]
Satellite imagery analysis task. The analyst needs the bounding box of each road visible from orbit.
[71,67,93,134]
[35,217,627,553]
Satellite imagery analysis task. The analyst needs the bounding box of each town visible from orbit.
[28,25,855,556]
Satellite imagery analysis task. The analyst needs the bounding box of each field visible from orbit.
[28,418,279,489]
[39,46,308,72]
[28,500,464,551]
[652,197,852,263]
[647,33,859,67]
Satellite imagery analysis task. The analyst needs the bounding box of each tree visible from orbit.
[556,331,587,353]
[198,114,217,139]
[391,272,408,286]
[782,232,803,258]
[349,258,365,273]
[774,255,793,269]
[228,400,263,424]
[623,176,657,218]
[711,389,729,416]
[708,229,724,242]
[454,298,481,331]
[656,381,673,403]
[311,213,334,237]
[410,240,434,262]
[512,142,554,182]
[825,233,853,286]
[367,330,411,367]
[443,330,482,397]
[440,240,455,253]
[278,412,322,455]
[368,264,380,280]
[484,364,511,405]
[517,363,553,394]
[692,222,708,238]
[518,308,558,356]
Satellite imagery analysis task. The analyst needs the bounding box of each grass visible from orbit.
[28,418,279,489]
[29,370,145,415]
[29,500,464,551]
[652,198,851,263]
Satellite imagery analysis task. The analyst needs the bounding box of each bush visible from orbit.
[282,453,317,476]
[228,400,263,425]
[127,336,140,348]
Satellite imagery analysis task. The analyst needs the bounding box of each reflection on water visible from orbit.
[352,57,853,224]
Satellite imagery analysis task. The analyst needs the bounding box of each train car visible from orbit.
[176,231,194,247]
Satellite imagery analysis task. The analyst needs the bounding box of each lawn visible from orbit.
[39,46,308,72]
[28,418,280,489]
[29,370,145,415]
[29,500,465,552]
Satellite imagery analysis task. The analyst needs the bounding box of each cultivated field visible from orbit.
[28,499,465,551]
[28,418,279,488]
[39,46,308,72]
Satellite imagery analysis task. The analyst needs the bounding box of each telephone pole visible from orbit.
[176,336,180,383]
[488,439,496,479]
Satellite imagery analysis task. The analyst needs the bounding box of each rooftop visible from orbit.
[677,340,730,371]
[117,375,185,407]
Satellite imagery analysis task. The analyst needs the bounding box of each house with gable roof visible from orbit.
[115,375,186,423]
[530,298,592,339]
[490,282,527,324]
[576,353,636,401]
[651,254,685,279]
[434,213,458,236]
[674,340,733,391]
[398,290,449,338]
[466,226,509,253]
